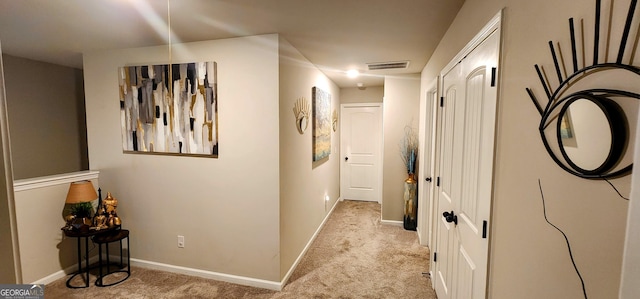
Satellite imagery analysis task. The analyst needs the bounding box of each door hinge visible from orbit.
[440,96,444,107]
[434,252,437,262]
[482,220,488,238]
[490,67,497,87]
[436,177,441,187]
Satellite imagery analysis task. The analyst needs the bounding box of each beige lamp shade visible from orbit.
[65,180,98,204]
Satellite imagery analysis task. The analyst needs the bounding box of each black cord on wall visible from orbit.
[601,177,630,201]
[537,179,588,299]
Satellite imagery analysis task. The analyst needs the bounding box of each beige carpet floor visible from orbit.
[45,200,436,298]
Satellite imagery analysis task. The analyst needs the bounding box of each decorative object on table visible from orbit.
[400,124,418,231]
[293,97,310,134]
[332,109,338,132]
[92,188,107,230]
[103,192,121,228]
[62,180,98,232]
[525,0,637,179]
[91,190,122,230]
[118,62,219,157]
[92,204,109,231]
[312,86,331,161]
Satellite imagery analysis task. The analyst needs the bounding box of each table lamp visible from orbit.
[63,180,98,231]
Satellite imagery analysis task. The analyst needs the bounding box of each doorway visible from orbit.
[340,103,383,202]
[429,11,502,299]
[418,82,439,246]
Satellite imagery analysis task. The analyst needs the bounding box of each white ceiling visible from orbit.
[0,0,464,88]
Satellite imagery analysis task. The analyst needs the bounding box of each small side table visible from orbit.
[63,229,107,288]
[92,229,130,287]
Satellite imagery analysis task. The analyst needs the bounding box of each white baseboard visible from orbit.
[381,219,403,227]
[131,259,281,291]
[280,197,341,287]
[31,256,100,285]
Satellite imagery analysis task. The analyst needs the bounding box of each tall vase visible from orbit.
[403,173,417,231]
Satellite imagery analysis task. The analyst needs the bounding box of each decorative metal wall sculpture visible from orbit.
[118,62,219,157]
[312,86,331,161]
[293,97,310,134]
[526,0,639,179]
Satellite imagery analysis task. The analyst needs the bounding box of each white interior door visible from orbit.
[418,82,439,246]
[434,59,464,299]
[433,18,500,299]
[340,103,383,202]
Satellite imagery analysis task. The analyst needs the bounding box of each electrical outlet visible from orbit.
[177,235,185,248]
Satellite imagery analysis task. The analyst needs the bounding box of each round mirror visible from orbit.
[297,115,308,134]
[557,96,627,175]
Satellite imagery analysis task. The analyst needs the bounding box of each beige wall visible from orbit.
[84,35,282,281]
[421,0,631,297]
[382,74,421,221]
[278,37,340,279]
[2,55,88,180]
[340,86,383,104]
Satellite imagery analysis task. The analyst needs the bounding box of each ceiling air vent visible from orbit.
[367,61,410,71]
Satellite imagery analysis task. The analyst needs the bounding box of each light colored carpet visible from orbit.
[45,200,436,298]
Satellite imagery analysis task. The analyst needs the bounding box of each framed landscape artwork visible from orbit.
[118,62,219,157]
[312,86,331,161]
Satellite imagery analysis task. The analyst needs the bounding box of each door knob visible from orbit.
[443,210,458,225]
[345,157,349,161]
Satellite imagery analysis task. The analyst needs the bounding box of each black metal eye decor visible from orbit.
[526,0,640,179]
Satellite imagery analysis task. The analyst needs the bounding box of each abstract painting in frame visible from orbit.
[118,62,218,157]
[312,86,331,161]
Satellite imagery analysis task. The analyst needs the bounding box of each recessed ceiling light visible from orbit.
[347,70,360,78]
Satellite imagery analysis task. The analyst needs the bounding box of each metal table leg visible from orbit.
[66,236,90,288]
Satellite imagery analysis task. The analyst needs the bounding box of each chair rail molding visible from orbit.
[14,170,99,192]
